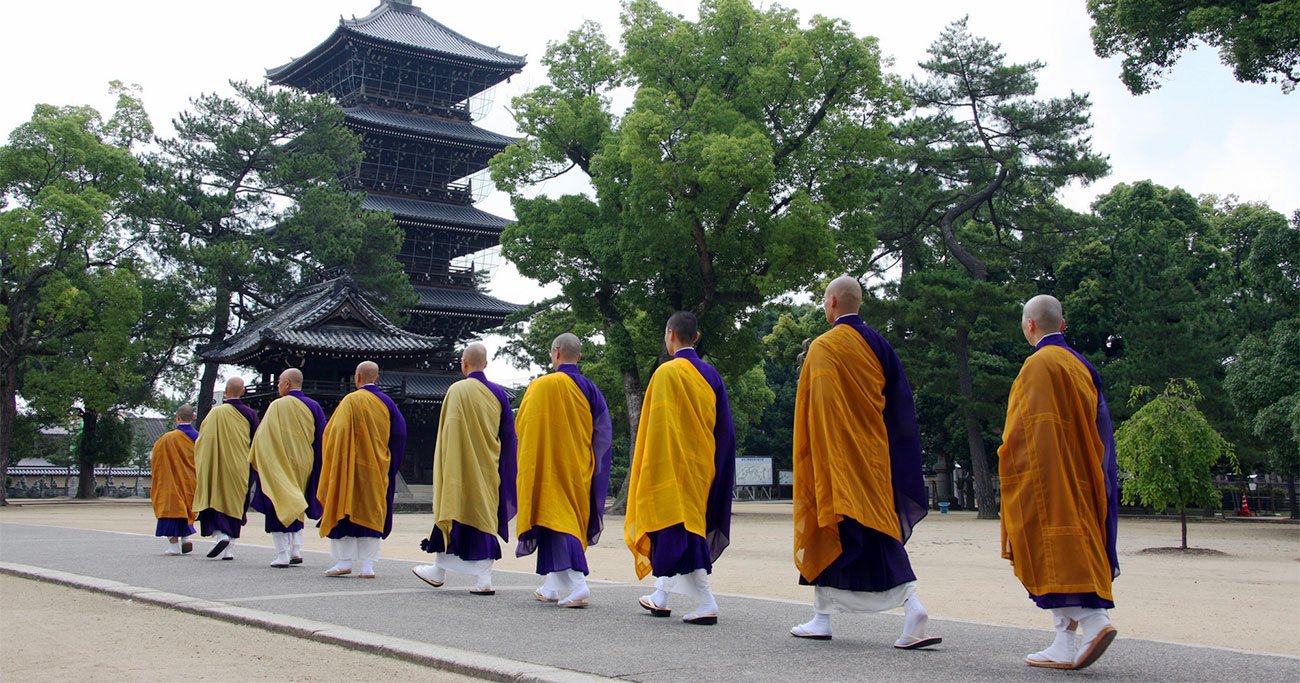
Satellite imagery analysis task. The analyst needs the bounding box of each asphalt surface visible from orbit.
[1,522,1296,682]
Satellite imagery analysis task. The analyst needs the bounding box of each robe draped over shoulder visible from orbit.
[431,377,508,544]
[193,403,254,521]
[998,342,1115,602]
[793,320,926,583]
[516,368,613,552]
[250,394,322,528]
[625,351,734,580]
[318,387,401,538]
[151,428,197,522]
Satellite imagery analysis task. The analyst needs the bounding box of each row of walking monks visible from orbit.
[149,278,1119,671]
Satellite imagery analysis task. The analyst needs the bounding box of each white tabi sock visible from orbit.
[221,541,235,560]
[649,589,669,609]
[270,532,291,566]
[1027,610,1078,664]
[793,612,832,637]
[537,572,562,600]
[290,530,303,558]
[165,541,181,556]
[687,568,718,617]
[901,596,929,639]
[558,569,589,606]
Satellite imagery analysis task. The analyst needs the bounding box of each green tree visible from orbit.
[492,0,906,509]
[885,18,1108,518]
[147,81,412,420]
[1088,0,1300,93]
[0,93,146,505]
[1225,318,1300,518]
[1115,379,1238,549]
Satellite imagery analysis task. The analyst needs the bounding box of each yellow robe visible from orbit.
[318,389,392,537]
[624,358,717,580]
[792,323,899,582]
[516,372,596,549]
[193,404,253,520]
[999,345,1113,600]
[151,429,196,522]
[431,378,504,543]
[250,395,317,527]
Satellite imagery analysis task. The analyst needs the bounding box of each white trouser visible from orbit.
[330,537,382,563]
[813,581,917,614]
[435,552,493,578]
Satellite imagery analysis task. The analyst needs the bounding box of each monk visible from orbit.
[514,333,613,608]
[625,311,735,626]
[193,377,258,560]
[151,404,199,556]
[790,276,940,648]
[413,343,517,595]
[317,361,407,579]
[999,294,1119,670]
[249,368,325,568]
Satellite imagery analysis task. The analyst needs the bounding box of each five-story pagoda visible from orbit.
[199,0,525,484]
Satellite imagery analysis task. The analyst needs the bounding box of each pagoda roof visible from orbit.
[411,285,522,317]
[344,106,518,148]
[362,194,509,232]
[383,370,518,404]
[268,1,525,81]
[199,276,442,364]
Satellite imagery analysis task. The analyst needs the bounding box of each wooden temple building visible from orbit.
[199,0,525,484]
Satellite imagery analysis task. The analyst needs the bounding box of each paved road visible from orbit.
[1,522,1295,682]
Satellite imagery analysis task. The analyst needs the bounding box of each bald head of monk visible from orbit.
[175,404,195,425]
[461,342,488,377]
[1021,294,1066,347]
[223,376,245,399]
[354,361,379,389]
[551,333,582,369]
[664,311,700,355]
[822,275,863,324]
[278,367,304,397]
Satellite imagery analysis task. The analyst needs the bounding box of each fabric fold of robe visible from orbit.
[998,336,1116,605]
[318,386,406,538]
[193,403,254,523]
[793,317,927,584]
[151,427,198,524]
[625,348,735,580]
[250,392,325,529]
[429,375,514,552]
[515,367,614,554]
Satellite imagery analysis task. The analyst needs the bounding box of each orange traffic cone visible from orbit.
[1238,492,1253,517]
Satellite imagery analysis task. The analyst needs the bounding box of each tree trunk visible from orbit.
[1287,473,1298,520]
[197,286,233,422]
[76,410,99,500]
[0,362,16,506]
[955,323,998,519]
[607,365,645,515]
[1179,507,1188,549]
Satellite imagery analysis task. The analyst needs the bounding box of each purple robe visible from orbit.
[327,385,407,540]
[420,371,516,560]
[198,399,259,538]
[647,348,736,577]
[516,363,615,575]
[155,425,199,537]
[800,315,928,592]
[250,391,327,533]
[1028,333,1119,610]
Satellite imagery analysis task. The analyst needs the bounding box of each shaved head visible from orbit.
[1023,295,1064,330]
[223,376,245,399]
[281,368,303,389]
[462,343,488,374]
[1021,294,1066,346]
[175,404,195,423]
[355,361,379,386]
[823,275,863,322]
[552,333,582,363]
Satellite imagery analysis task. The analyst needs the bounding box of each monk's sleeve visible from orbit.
[706,380,736,561]
[497,397,518,539]
[1097,388,1120,577]
[305,402,327,520]
[872,332,928,542]
[588,388,614,545]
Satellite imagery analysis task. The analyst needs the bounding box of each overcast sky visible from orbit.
[4,0,1296,385]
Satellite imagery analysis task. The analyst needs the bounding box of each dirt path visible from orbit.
[3,501,1298,656]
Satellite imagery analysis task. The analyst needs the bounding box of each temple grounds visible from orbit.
[2,500,1296,658]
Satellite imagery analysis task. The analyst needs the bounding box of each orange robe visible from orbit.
[998,345,1113,601]
[151,429,197,522]
[793,323,900,582]
[317,388,398,538]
